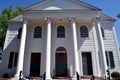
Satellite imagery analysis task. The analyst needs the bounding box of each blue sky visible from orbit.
[0,0,120,47]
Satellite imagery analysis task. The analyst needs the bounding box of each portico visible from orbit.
[1,0,120,80]
[12,16,107,80]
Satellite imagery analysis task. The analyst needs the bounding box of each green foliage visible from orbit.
[3,73,13,78]
[111,71,120,78]
[0,6,23,49]
[117,14,120,18]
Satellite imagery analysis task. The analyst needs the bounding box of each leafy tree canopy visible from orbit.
[117,13,120,18]
[0,6,23,51]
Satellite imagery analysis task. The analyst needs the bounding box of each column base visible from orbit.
[12,77,19,80]
[71,75,77,80]
[12,74,19,80]
[46,77,52,80]
[12,76,26,80]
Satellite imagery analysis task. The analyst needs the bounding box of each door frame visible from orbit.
[55,52,68,77]
[30,53,41,77]
[82,52,93,75]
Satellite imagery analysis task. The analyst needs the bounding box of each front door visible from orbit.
[30,53,41,76]
[56,53,67,76]
[82,52,93,75]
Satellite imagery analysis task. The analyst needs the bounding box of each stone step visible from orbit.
[25,77,41,80]
[24,76,101,80]
[81,76,101,80]
[0,78,10,80]
[53,79,70,80]
[53,77,70,80]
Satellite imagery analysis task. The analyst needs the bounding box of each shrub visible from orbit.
[0,56,2,60]
[3,73,13,78]
[111,71,120,78]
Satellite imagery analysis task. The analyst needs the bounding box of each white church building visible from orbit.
[0,0,120,80]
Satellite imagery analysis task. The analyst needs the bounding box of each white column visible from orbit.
[14,17,27,78]
[45,17,52,80]
[70,17,80,79]
[92,22,101,77]
[95,17,107,77]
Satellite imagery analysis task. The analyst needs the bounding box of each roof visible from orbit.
[100,13,116,21]
[24,0,101,11]
[9,0,115,22]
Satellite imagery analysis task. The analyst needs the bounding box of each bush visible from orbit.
[3,73,13,78]
[0,55,2,60]
[111,71,120,78]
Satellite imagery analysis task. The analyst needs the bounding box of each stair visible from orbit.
[81,76,101,80]
[0,78,10,80]
[25,77,41,80]
[53,77,70,80]
[24,76,101,80]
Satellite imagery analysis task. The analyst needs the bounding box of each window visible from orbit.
[57,26,65,38]
[8,52,14,68]
[34,26,42,38]
[82,52,93,75]
[80,26,88,38]
[105,51,115,69]
[8,52,18,69]
[14,52,18,67]
[101,27,105,38]
[18,28,22,39]
[56,47,67,52]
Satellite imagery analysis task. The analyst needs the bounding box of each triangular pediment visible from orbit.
[24,0,101,11]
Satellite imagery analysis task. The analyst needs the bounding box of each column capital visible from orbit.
[93,16,100,21]
[22,17,28,24]
[69,16,76,20]
[44,17,53,21]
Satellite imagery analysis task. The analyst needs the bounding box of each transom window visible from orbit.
[80,25,88,38]
[56,47,67,52]
[34,26,42,38]
[105,51,115,69]
[57,26,65,38]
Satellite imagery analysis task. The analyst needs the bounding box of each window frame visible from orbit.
[57,26,65,38]
[101,27,105,39]
[8,52,14,69]
[14,52,18,67]
[34,26,42,38]
[105,51,115,69]
[81,52,93,75]
[17,27,22,39]
[8,52,18,69]
[80,25,89,38]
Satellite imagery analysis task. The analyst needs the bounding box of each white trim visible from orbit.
[112,27,120,67]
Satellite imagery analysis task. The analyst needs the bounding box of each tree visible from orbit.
[0,6,23,50]
[117,13,120,18]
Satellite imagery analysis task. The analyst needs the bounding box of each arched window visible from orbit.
[18,28,22,39]
[101,27,105,38]
[56,47,67,52]
[80,25,88,37]
[57,26,65,38]
[34,26,42,38]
